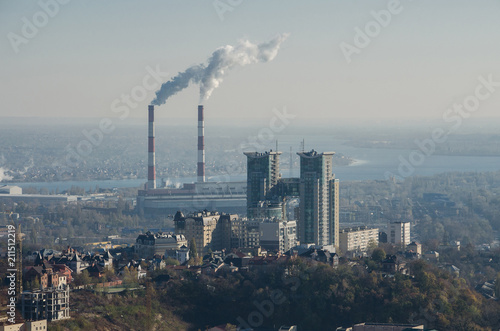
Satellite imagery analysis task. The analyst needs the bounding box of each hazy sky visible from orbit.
[1,0,500,122]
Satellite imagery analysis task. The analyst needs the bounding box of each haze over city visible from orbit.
[1,1,500,331]
[1,0,500,122]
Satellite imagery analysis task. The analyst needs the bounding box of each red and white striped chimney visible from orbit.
[197,105,205,182]
[148,105,156,189]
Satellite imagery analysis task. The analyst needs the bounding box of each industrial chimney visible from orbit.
[197,105,205,182]
[148,105,156,189]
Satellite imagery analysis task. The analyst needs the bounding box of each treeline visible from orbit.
[159,259,497,330]
[0,201,163,249]
[52,258,500,331]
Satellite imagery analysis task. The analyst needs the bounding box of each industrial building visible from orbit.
[0,185,22,195]
[137,181,247,216]
[0,194,78,205]
[137,104,247,216]
[0,185,79,205]
[138,105,340,250]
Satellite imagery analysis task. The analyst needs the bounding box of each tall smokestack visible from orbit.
[148,105,156,189]
[197,105,205,182]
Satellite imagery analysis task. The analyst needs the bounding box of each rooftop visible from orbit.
[297,149,335,158]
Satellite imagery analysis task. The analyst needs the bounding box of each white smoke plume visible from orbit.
[151,33,289,105]
[0,167,13,182]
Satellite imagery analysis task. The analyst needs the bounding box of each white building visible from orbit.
[339,226,379,253]
[259,220,298,253]
[0,320,47,331]
[175,245,189,264]
[0,185,22,195]
[389,221,411,247]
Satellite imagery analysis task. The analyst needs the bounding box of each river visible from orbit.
[5,140,500,192]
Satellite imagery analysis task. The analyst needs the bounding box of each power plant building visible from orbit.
[137,181,247,216]
[137,104,247,216]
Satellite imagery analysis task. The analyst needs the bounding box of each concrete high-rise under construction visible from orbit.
[244,149,340,249]
[297,150,339,247]
[244,151,281,218]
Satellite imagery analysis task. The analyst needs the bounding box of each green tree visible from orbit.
[165,257,180,266]
[367,239,378,252]
[372,247,386,262]
[189,238,198,258]
[73,269,92,287]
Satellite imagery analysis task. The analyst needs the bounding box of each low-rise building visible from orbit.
[298,247,339,267]
[0,185,22,195]
[339,226,379,253]
[407,241,422,255]
[135,232,187,258]
[259,219,298,253]
[423,250,439,262]
[381,255,407,274]
[0,320,47,331]
[352,323,424,331]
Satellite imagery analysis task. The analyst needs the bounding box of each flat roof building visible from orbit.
[135,232,188,258]
[244,151,281,218]
[174,211,238,255]
[389,221,411,247]
[0,185,22,195]
[297,150,339,248]
[259,219,298,253]
[339,226,379,253]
